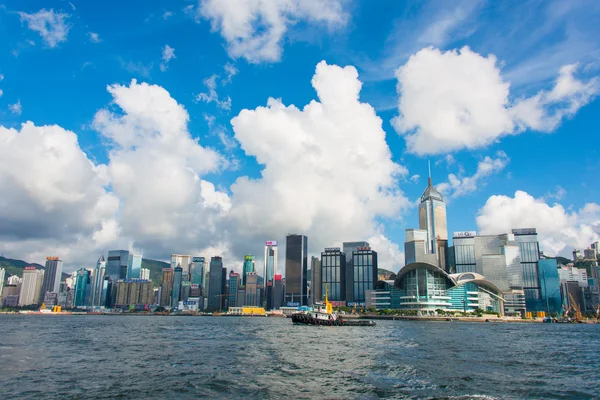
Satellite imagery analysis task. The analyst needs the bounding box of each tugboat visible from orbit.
[291,284,341,325]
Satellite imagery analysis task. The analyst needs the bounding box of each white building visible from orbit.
[171,254,192,276]
[558,266,588,287]
[140,268,151,280]
[19,268,45,306]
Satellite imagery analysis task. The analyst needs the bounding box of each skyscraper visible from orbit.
[171,266,183,308]
[191,257,205,289]
[310,256,321,304]
[207,256,224,311]
[140,268,150,281]
[171,254,192,278]
[352,247,378,303]
[285,234,308,306]
[41,256,63,295]
[0,268,5,298]
[106,250,129,281]
[18,267,44,306]
[512,228,542,311]
[242,255,255,286]
[343,241,370,301]
[245,272,259,306]
[127,252,142,280]
[74,268,91,307]
[228,271,240,307]
[91,255,106,306]
[418,172,448,269]
[264,240,278,286]
[160,268,174,307]
[321,248,346,301]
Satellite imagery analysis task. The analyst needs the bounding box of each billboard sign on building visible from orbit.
[453,231,477,238]
[24,266,36,271]
[46,256,59,261]
[244,255,255,261]
[192,257,205,263]
[511,228,537,235]
[356,247,371,251]
[265,241,278,246]
[324,247,341,252]
[286,301,300,307]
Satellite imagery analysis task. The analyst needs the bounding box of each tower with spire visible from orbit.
[417,162,448,269]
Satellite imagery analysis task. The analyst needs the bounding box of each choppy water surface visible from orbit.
[0,316,598,399]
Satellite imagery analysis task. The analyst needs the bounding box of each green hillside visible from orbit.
[0,256,43,278]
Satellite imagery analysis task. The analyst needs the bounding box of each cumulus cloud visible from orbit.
[195,74,232,110]
[477,191,600,257]
[159,44,176,72]
[393,47,599,154]
[9,100,22,115]
[229,61,409,271]
[19,9,70,48]
[437,151,510,199]
[198,0,348,63]
[88,32,101,43]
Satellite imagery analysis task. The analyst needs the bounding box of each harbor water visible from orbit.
[0,315,598,399]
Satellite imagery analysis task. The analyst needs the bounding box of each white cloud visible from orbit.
[0,89,3,97]
[0,74,4,81]
[119,59,153,78]
[223,63,238,84]
[477,191,600,257]
[195,74,232,110]
[229,61,409,271]
[159,44,176,72]
[198,0,348,63]
[9,100,22,115]
[163,11,174,20]
[410,174,420,183]
[19,9,70,48]
[437,151,510,199]
[88,32,101,43]
[393,47,599,155]
[203,113,216,127]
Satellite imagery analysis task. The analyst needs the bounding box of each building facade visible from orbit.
[263,241,278,307]
[228,271,240,307]
[191,257,205,290]
[285,234,308,306]
[320,248,346,301]
[74,268,92,307]
[41,256,63,295]
[171,254,192,278]
[127,253,142,280]
[106,250,129,281]
[207,257,224,311]
[351,248,378,303]
[310,256,321,304]
[273,274,284,309]
[171,266,183,308]
[418,176,448,269]
[160,268,174,307]
[242,255,255,286]
[245,272,259,307]
[114,279,154,307]
[343,241,370,301]
[18,267,45,306]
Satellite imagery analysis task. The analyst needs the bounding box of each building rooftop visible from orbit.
[420,177,444,203]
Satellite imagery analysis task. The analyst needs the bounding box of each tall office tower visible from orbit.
[221,267,227,310]
[320,248,346,301]
[91,255,106,306]
[245,272,259,306]
[342,241,370,301]
[404,229,438,266]
[264,240,278,288]
[273,274,283,309]
[41,256,63,295]
[171,254,192,278]
[191,257,205,290]
[351,247,378,303]
[285,234,308,306]
[572,249,582,261]
[512,228,542,311]
[228,271,240,307]
[0,268,5,298]
[160,268,174,307]
[106,250,130,281]
[242,255,255,286]
[74,269,92,307]
[140,268,150,281]
[591,241,600,258]
[18,267,45,306]
[171,266,183,308]
[127,252,142,280]
[207,257,224,311]
[418,171,448,269]
[311,256,321,304]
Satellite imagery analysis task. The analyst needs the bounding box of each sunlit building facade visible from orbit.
[321,248,345,301]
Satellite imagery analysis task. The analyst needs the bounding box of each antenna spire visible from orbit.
[428,160,432,185]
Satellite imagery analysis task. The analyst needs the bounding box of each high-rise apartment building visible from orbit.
[207,257,224,311]
[171,266,183,308]
[264,241,278,304]
[18,267,44,306]
[41,256,63,295]
[310,256,321,304]
[127,252,142,280]
[321,248,346,301]
[106,250,129,281]
[140,268,150,281]
[418,174,448,269]
[285,234,308,306]
[114,280,154,307]
[160,268,174,307]
[242,255,255,286]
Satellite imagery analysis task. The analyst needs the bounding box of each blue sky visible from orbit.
[0,0,599,272]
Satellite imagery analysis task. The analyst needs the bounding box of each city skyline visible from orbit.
[0,0,599,276]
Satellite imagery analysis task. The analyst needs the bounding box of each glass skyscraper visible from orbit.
[191,257,205,288]
[106,250,129,281]
[263,241,278,287]
[207,257,224,311]
[352,248,378,303]
[228,271,239,307]
[41,256,63,295]
[343,241,369,301]
[321,248,345,301]
[538,258,562,314]
[74,269,91,307]
[171,266,183,308]
[242,255,255,286]
[127,253,142,280]
[285,234,308,306]
[512,228,542,310]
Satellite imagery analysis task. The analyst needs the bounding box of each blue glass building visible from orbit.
[127,253,142,280]
[171,266,183,308]
[537,258,562,315]
[74,269,91,307]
